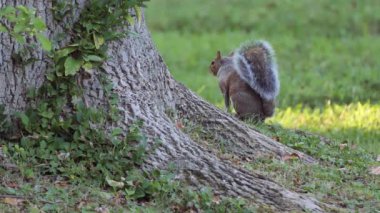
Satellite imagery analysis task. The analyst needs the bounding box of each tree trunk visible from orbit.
[0,1,326,212]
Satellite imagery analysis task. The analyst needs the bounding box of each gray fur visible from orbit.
[232,40,280,101]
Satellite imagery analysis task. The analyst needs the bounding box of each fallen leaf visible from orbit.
[7,182,19,188]
[175,120,184,129]
[293,176,302,186]
[219,153,233,160]
[170,204,182,212]
[95,206,110,213]
[2,197,24,206]
[282,153,301,161]
[106,177,124,188]
[57,152,70,160]
[54,180,69,188]
[242,156,253,162]
[76,201,86,210]
[230,155,242,165]
[338,168,348,172]
[369,166,380,175]
[212,195,221,204]
[339,143,348,150]
[111,192,125,205]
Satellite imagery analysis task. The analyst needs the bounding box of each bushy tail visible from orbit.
[232,40,280,101]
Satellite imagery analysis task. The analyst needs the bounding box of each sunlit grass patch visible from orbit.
[269,102,380,153]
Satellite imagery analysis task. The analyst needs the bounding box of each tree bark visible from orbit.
[0,1,326,212]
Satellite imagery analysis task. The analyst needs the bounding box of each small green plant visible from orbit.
[164,187,252,212]
[5,120,147,181]
[0,6,51,51]
[125,170,255,212]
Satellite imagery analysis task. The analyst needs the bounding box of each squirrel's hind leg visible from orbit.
[231,91,265,121]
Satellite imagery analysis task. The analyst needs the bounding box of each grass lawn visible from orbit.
[145,0,380,153]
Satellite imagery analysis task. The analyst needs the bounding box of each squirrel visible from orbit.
[209,40,280,121]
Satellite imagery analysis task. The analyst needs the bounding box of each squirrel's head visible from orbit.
[209,51,223,76]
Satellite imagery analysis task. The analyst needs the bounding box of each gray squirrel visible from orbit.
[209,40,280,121]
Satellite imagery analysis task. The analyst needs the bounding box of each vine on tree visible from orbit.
[1,0,150,183]
[0,1,255,211]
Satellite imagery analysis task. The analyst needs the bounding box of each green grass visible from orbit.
[146,0,380,37]
[178,116,380,211]
[268,103,380,153]
[145,0,380,153]
[248,122,380,211]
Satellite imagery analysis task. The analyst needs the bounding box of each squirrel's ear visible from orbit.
[216,51,221,60]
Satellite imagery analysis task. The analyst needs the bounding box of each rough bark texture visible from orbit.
[1,1,327,212]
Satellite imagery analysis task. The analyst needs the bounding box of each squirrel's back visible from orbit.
[232,40,279,101]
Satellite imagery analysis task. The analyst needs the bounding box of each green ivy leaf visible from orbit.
[64,56,82,76]
[55,47,76,60]
[13,23,25,33]
[39,110,54,119]
[132,188,146,199]
[134,6,142,25]
[0,6,16,17]
[32,18,46,31]
[36,33,52,51]
[112,128,123,137]
[46,72,56,81]
[84,55,103,62]
[106,177,124,188]
[16,6,33,16]
[13,33,25,44]
[17,112,29,127]
[93,33,104,49]
[125,189,135,196]
[40,140,47,150]
[126,15,134,26]
[82,62,93,73]
[0,24,7,32]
